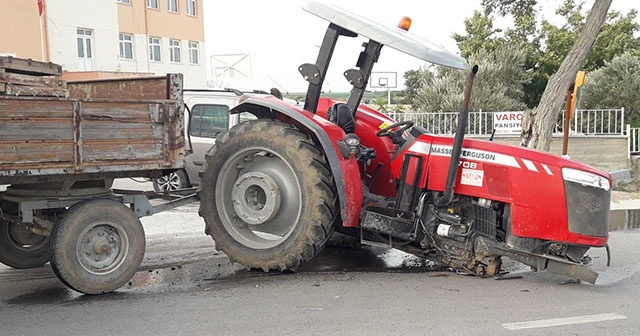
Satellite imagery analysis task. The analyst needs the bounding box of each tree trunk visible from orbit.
[521,0,612,151]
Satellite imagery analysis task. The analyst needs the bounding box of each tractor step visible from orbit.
[361,206,416,240]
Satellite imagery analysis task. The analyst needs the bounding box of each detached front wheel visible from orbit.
[199,120,337,271]
[49,199,145,294]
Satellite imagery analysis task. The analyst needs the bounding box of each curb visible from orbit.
[609,208,640,231]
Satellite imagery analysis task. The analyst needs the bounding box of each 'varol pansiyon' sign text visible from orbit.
[493,111,523,134]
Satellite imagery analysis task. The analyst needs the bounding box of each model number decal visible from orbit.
[459,161,477,169]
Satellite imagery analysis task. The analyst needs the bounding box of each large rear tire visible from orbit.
[199,120,338,271]
[49,199,145,294]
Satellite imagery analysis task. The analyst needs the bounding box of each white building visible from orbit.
[0,0,207,87]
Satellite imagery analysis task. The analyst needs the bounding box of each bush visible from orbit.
[413,45,529,112]
[579,52,640,126]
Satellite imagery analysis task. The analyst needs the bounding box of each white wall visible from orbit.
[46,0,119,71]
[117,35,207,87]
[115,34,149,73]
[147,38,207,87]
[44,0,206,87]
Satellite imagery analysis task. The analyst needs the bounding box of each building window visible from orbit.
[147,0,159,9]
[186,0,196,16]
[168,0,178,13]
[169,39,181,63]
[117,0,130,4]
[77,28,93,71]
[188,41,199,64]
[119,33,133,59]
[149,37,161,62]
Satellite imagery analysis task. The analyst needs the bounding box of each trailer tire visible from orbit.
[0,202,50,269]
[49,199,145,294]
[199,120,338,272]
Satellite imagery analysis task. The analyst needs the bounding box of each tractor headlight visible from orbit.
[343,134,360,147]
[337,134,361,159]
[562,168,610,191]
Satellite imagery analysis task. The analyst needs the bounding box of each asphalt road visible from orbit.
[0,179,639,335]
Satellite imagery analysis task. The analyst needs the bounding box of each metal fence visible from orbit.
[386,108,626,136]
[386,110,493,135]
[563,108,626,135]
[628,125,640,157]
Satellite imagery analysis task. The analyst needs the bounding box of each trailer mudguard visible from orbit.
[228,97,363,228]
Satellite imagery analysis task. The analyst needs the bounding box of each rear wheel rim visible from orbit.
[216,147,302,249]
[76,223,128,275]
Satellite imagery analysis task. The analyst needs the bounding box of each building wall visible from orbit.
[118,0,204,40]
[0,0,44,60]
[3,0,207,87]
[116,0,206,87]
[46,0,120,71]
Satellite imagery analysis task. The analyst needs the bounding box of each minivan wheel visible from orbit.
[153,170,190,192]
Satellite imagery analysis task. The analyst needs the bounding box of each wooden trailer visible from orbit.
[0,57,194,294]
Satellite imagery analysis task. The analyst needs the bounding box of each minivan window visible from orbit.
[190,104,229,138]
[239,112,257,123]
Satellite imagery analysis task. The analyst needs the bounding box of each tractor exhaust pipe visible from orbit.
[434,65,478,207]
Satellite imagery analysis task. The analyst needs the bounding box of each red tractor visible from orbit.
[199,1,611,283]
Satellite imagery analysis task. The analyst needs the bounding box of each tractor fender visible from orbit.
[226,97,363,228]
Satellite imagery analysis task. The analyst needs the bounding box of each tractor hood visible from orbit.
[421,134,612,182]
[303,1,468,69]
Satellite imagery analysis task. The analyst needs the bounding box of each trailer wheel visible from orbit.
[153,169,190,192]
[49,199,145,294]
[0,202,50,269]
[199,120,337,272]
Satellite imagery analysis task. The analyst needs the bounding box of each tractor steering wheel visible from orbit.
[376,120,415,138]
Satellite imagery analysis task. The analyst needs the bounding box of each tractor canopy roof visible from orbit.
[300,1,467,115]
[303,1,468,69]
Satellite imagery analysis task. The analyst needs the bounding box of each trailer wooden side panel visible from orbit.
[79,101,165,164]
[0,75,185,184]
[67,74,182,101]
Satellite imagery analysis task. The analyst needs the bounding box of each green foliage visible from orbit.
[374,98,388,112]
[392,104,406,114]
[453,11,505,59]
[540,2,640,72]
[413,46,529,112]
[579,52,640,126]
[451,0,640,108]
[403,69,423,108]
[482,0,537,17]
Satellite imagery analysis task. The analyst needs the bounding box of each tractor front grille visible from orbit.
[564,181,610,237]
[473,204,497,238]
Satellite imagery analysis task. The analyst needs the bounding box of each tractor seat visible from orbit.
[326,103,355,134]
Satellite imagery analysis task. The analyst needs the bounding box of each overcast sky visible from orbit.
[202,0,638,93]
